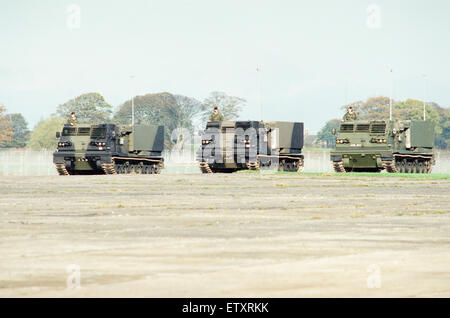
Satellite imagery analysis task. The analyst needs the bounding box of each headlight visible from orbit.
[90,141,107,147]
[370,138,387,143]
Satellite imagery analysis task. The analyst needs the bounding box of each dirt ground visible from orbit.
[0,173,449,297]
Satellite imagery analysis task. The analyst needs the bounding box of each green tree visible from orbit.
[396,99,440,132]
[4,113,30,148]
[317,119,340,148]
[341,97,391,120]
[114,92,175,126]
[173,94,203,132]
[113,92,203,148]
[27,117,65,150]
[342,96,440,123]
[0,105,13,147]
[201,91,245,124]
[56,93,112,124]
[431,102,450,149]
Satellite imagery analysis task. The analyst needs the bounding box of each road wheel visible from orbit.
[395,160,401,172]
[406,161,412,173]
[426,160,433,174]
[270,161,279,171]
[154,163,163,174]
[412,161,418,173]
[417,161,424,173]
[115,163,123,174]
[284,162,291,172]
[400,160,406,173]
[278,160,285,172]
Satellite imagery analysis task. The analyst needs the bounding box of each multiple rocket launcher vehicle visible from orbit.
[53,119,436,175]
[53,124,164,175]
[197,120,304,173]
[331,120,435,173]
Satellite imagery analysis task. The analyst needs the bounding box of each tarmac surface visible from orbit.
[0,173,449,297]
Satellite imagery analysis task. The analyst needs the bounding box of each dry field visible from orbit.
[0,172,449,297]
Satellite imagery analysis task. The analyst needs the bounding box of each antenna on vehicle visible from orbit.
[422,74,427,121]
[130,75,135,126]
[345,80,348,104]
[389,69,393,120]
[256,65,262,121]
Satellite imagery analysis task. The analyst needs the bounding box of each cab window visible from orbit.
[62,127,76,136]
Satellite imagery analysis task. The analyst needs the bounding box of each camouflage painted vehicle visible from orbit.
[330,120,435,173]
[196,120,304,173]
[53,124,164,175]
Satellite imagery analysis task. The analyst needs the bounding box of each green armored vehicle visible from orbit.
[330,120,435,173]
[197,120,304,173]
[53,124,164,175]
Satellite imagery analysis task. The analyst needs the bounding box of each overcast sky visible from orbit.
[1,0,449,133]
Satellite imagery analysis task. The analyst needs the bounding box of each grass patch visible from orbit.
[303,147,332,152]
[235,170,449,179]
[396,210,448,217]
[303,172,450,179]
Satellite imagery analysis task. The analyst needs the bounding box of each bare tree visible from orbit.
[201,91,245,124]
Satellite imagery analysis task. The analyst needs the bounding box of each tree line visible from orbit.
[1,94,448,151]
[0,91,246,150]
[316,96,449,149]
[0,105,30,148]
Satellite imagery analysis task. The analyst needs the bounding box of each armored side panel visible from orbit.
[410,120,434,148]
[266,121,303,154]
[130,125,164,153]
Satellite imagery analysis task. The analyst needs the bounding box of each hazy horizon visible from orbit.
[1,0,449,133]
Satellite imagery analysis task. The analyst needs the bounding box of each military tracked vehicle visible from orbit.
[53,124,164,175]
[196,120,304,173]
[330,120,435,173]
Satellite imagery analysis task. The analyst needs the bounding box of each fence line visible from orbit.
[0,148,56,176]
[1,148,448,176]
